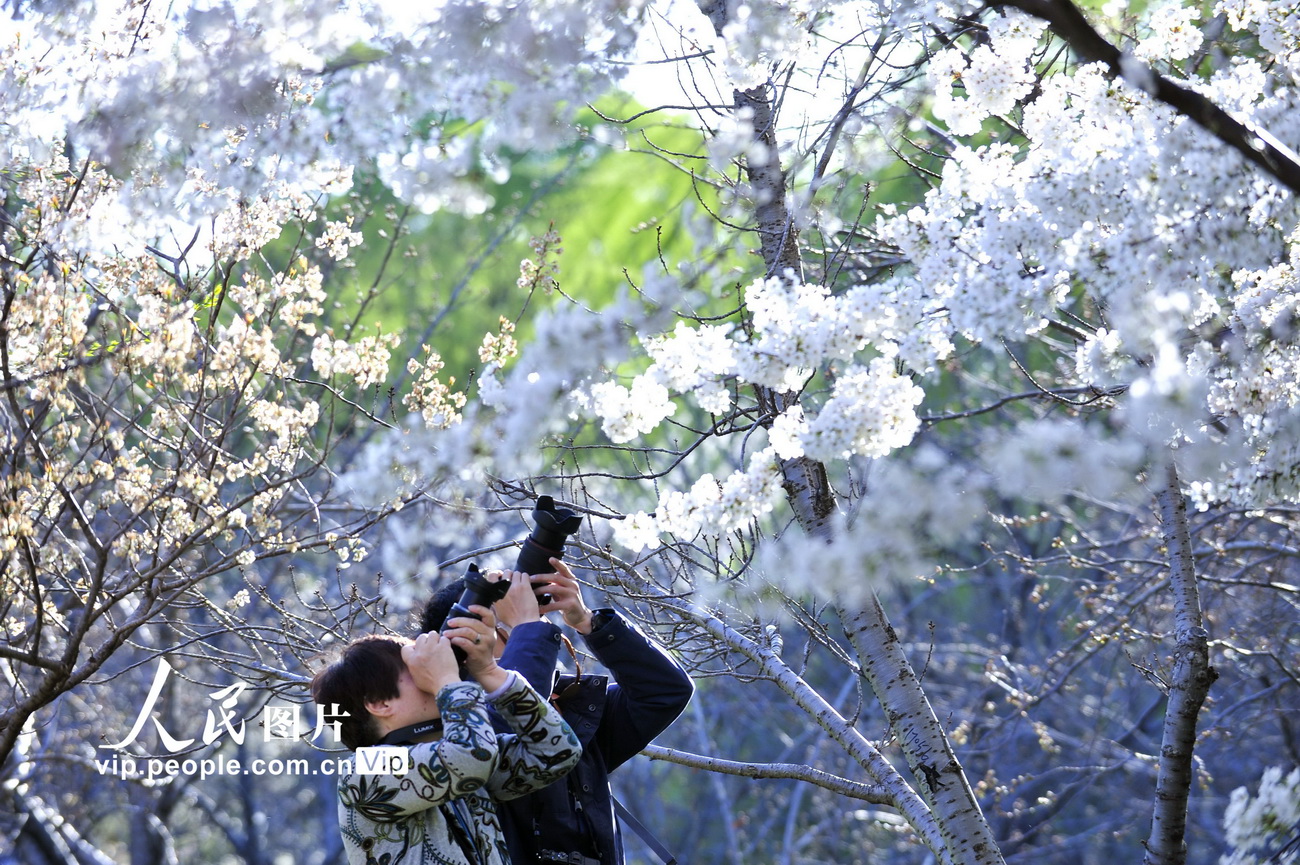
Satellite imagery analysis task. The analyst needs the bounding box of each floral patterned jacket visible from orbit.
[336,672,581,865]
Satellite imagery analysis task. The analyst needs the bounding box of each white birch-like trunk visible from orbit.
[690,612,940,843]
[1143,462,1218,865]
[600,557,948,852]
[844,593,1006,865]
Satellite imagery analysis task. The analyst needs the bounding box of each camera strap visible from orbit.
[612,796,678,865]
[378,717,443,745]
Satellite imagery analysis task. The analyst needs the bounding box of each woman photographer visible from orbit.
[311,596,582,865]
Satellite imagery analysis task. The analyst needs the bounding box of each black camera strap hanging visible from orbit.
[612,796,678,865]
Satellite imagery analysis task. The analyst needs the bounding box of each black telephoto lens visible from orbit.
[515,495,583,604]
[447,563,511,622]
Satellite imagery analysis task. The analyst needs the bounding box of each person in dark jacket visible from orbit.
[419,559,694,865]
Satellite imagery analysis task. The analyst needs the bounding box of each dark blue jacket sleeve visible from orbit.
[497,620,562,697]
[582,611,694,772]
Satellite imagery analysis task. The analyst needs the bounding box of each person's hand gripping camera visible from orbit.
[401,603,506,695]
[493,558,594,636]
[436,495,585,651]
[436,563,512,685]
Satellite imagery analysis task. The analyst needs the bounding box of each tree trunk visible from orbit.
[757,385,837,535]
[688,603,948,851]
[844,594,1007,865]
[1143,461,1218,865]
[694,1,837,536]
[733,79,836,535]
[691,6,1003,861]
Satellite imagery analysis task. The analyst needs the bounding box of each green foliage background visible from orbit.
[312,99,716,388]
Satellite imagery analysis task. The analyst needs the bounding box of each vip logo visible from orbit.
[355,746,413,775]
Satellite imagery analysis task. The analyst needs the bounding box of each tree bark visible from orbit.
[1143,462,1218,865]
[684,600,947,850]
[757,385,837,535]
[844,594,1007,865]
[694,1,838,536]
[598,554,949,853]
[690,5,1004,861]
[731,85,803,280]
[733,80,837,535]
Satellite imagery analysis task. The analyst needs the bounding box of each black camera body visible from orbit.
[440,563,511,661]
[514,495,583,604]
[447,562,511,621]
[439,496,582,643]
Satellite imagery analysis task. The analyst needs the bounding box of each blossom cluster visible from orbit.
[794,359,924,463]
[571,267,938,546]
[1200,244,1300,503]
[928,12,1047,135]
[352,286,663,502]
[310,331,399,390]
[517,229,564,292]
[870,5,1300,511]
[315,220,364,261]
[1217,0,1300,77]
[0,0,651,233]
[1221,766,1300,865]
[613,447,784,552]
[579,273,930,453]
[404,346,468,430]
[0,143,410,615]
[709,0,814,91]
[644,322,737,413]
[478,316,519,367]
[583,376,676,443]
[1135,1,1204,62]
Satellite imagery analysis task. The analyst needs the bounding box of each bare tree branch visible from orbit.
[643,743,892,800]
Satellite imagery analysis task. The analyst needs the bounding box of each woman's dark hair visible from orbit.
[310,635,406,750]
[417,578,466,635]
